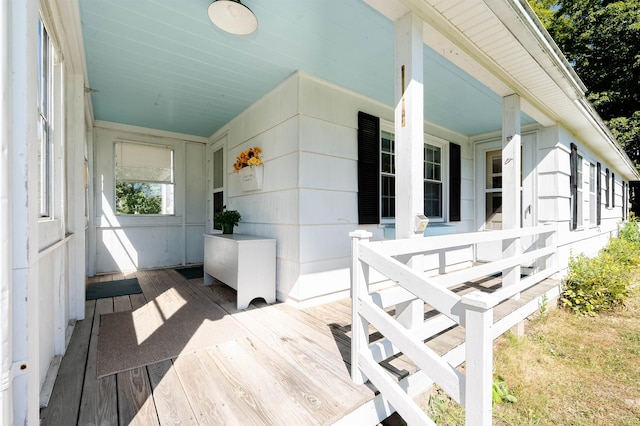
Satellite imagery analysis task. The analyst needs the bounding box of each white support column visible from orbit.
[502,94,521,289]
[67,73,86,321]
[394,11,424,240]
[350,230,372,385]
[0,0,13,423]
[8,0,40,424]
[462,294,493,426]
[394,12,426,329]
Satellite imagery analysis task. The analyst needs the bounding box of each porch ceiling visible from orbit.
[78,0,536,138]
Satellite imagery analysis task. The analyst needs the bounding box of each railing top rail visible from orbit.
[358,243,463,324]
[364,224,556,257]
[461,268,557,310]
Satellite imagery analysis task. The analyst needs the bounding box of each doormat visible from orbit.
[175,265,204,280]
[96,289,247,377]
[86,278,143,301]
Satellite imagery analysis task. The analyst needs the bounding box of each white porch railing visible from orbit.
[349,224,557,425]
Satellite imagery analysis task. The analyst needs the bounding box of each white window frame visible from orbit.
[114,141,176,216]
[589,162,597,226]
[380,128,395,223]
[379,121,449,224]
[424,135,448,222]
[38,18,53,218]
[576,153,584,228]
[37,13,67,250]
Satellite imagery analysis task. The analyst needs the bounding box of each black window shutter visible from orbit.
[605,168,610,208]
[449,143,461,222]
[596,162,601,225]
[570,143,578,230]
[357,112,380,224]
[612,173,615,208]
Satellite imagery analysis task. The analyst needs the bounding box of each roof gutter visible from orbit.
[482,0,585,100]
[485,0,639,179]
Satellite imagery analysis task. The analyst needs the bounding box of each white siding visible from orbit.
[209,72,474,306]
[92,125,207,273]
[539,125,625,272]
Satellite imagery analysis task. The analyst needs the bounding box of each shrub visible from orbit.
[617,213,640,245]
[561,252,630,316]
[602,236,640,267]
[561,219,640,316]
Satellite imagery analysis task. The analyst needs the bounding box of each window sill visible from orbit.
[382,223,456,239]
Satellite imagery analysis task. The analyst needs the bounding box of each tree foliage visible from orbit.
[116,182,162,214]
[528,0,640,166]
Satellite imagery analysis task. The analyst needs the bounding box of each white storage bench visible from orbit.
[203,233,276,309]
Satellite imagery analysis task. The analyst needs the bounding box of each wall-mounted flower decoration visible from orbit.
[233,146,262,172]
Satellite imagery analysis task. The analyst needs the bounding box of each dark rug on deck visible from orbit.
[175,265,204,280]
[86,278,143,301]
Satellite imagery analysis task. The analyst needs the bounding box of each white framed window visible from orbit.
[212,146,225,229]
[38,18,53,217]
[380,131,395,221]
[576,154,584,226]
[379,125,447,222]
[423,141,445,220]
[115,141,175,215]
[484,149,503,230]
[589,162,596,226]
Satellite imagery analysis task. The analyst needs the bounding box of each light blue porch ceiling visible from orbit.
[79,0,536,138]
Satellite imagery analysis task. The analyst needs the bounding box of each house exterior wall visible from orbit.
[207,71,633,308]
[92,123,208,273]
[209,72,474,307]
[2,0,88,423]
[552,125,626,271]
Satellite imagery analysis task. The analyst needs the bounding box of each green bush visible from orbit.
[602,236,640,267]
[561,219,640,316]
[561,252,630,316]
[617,214,640,245]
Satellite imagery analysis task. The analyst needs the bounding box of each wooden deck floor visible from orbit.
[39,267,559,425]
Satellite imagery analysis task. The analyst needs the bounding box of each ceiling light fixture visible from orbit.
[207,0,258,35]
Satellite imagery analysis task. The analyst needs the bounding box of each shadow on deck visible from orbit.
[39,268,560,425]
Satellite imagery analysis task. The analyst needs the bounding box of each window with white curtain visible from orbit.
[115,141,175,214]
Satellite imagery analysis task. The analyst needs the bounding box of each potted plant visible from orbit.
[214,209,241,234]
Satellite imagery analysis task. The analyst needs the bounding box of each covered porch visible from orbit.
[40,266,559,425]
[4,0,639,423]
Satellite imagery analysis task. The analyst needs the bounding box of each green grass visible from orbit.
[420,283,640,425]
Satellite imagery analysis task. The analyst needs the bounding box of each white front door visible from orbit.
[475,133,536,261]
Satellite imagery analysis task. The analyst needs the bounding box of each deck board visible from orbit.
[77,298,118,425]
[40,300,95,426]
[203,337,325,425]
[114,295,160,426]
[147,360,198,426]
[41,267,560,425]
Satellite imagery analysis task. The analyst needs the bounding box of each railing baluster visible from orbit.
[349,225,558,424]
[350,230,372,385]
[396,253,424,330]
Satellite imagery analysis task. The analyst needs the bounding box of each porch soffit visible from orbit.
[69,0,636,179]
[76,0,534,139]
[370,0,638,180]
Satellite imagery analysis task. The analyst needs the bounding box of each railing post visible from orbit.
[350,230,372,385]
[461,292,493,426]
